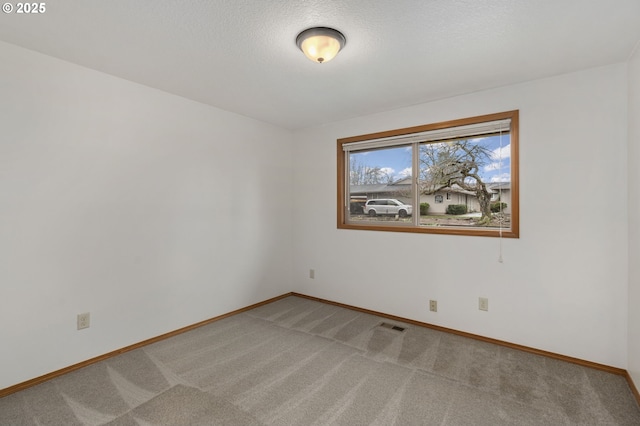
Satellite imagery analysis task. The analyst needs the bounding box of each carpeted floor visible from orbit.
[2,295,640,425]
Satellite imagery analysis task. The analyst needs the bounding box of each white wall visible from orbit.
[628,43,640,389]
[292,64,629,368]
[0,41,293,389]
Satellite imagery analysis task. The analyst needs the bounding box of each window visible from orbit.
[337,110,519,238]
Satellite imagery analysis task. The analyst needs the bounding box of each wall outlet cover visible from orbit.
[479,297,489,311]
[77,312,90,330]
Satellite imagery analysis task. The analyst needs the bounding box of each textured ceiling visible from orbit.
[1,0,639,129]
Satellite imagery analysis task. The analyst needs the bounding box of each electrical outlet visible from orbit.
[479,297,489,311]
[429,300,437,312]
[309,269,315,279]
[77,312,90,330]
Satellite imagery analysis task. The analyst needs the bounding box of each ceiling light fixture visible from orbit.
[296,27,346,64]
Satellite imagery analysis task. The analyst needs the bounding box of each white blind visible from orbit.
[342,119,511,152]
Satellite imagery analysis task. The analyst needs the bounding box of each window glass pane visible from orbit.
[337,110,518,238]
[418,134,511,229]
[348,145,413,223]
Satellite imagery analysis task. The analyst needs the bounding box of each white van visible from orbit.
[363,199,413,217]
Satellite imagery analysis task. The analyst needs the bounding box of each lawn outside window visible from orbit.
[337,110,519,238]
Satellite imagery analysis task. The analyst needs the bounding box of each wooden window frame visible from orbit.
[337,110,519,238]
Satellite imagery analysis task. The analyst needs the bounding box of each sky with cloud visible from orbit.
[350,135,511,184]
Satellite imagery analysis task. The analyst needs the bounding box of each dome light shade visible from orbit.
[296,27,346,64]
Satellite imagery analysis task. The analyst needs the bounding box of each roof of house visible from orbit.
[350,181,511,197]
[350,184,402,195]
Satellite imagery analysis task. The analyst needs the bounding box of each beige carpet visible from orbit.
[2,295,639,425]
